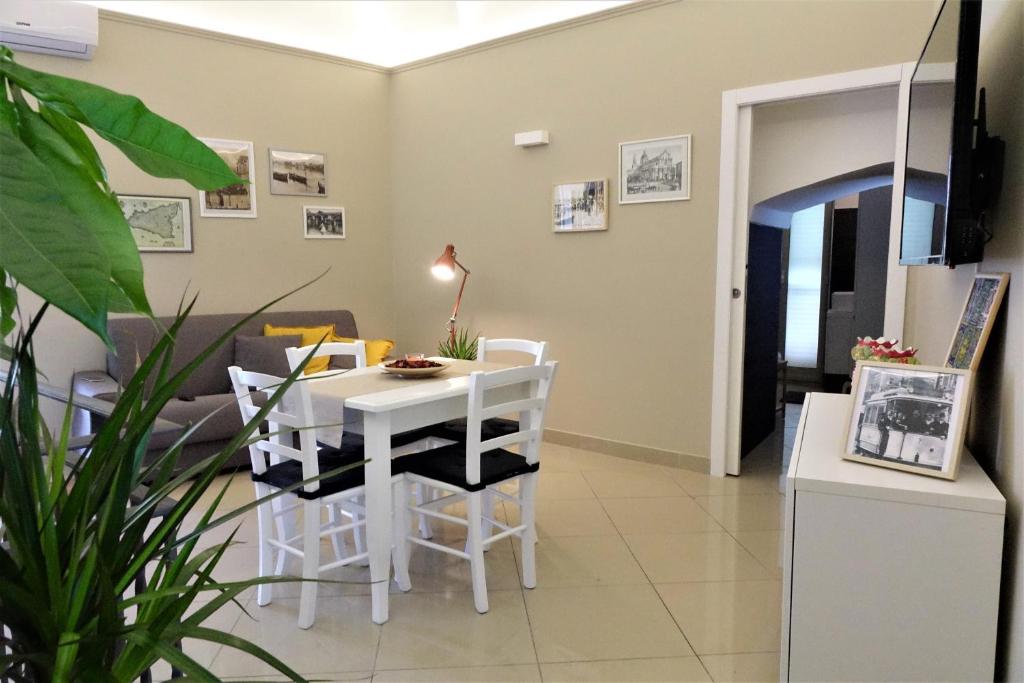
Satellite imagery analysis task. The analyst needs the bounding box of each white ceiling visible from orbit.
[81,1,632,68]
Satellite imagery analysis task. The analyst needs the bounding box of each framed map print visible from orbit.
[945,272,1009,371]
[118,195,193,253]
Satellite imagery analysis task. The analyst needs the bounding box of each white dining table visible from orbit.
[307,359,523,624]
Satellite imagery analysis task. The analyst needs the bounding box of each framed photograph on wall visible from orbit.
[618,134,690,204]
[843,361,972,480]
[117,194,193,253]
[945,272,1009,370]
[269,149,327,196]
[303,205,345,239]
[552,179,607,233]
[198,138,257,218]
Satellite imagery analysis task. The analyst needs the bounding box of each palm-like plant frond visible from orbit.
[0,289,357,682]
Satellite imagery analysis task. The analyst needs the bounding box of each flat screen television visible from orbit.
[900,0,1003,267]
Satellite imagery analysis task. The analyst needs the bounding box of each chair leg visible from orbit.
[520,473,538,589]
[466,491,489,613]
[481,489,495,553]
[352,496,368,567]
[392,480,412,592]
[464,488,495,555]
[297,500,321,629]
[327,504,346,562]
[255,485,277,606]
[415,483,433,539]
[271,493,292,577]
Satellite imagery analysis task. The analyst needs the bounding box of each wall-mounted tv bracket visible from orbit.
[971,87,1006,242]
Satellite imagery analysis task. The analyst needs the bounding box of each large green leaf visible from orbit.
[0,101,111,343]
[0,268,15,336]
[38,103,109,192]
[0,59,243,191]
[14,100,151,316]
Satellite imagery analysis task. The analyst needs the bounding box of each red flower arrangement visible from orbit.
[850,337,920,364]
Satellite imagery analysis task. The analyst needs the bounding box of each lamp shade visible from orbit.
[431,244,457,281]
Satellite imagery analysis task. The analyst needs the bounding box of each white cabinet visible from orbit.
[781,393,1005,682]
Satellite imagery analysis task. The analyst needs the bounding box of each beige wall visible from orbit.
[903,1,1024,677]
[389,0,935,461]
[14,16,394,412]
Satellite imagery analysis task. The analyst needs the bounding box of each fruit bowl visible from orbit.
[378,358,449,378]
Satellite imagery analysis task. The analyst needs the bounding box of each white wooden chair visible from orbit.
[477,337,548,365]
[228,366,409,629]
[424,337,549,540]
[287,339,367,376]
[432,337,548,443]
[393,361,558,613]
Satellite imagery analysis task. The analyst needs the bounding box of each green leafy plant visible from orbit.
[437,327,479,360]
[0,48,337,680]
[0,296,354,681]
[0,45,241,342]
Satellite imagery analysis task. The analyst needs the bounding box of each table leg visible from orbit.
[363,410,393,624]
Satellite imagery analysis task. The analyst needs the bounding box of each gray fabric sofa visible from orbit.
[72,309,361,474]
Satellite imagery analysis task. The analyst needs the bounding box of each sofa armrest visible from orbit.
[71,370,119,437]
[73,370,120,397]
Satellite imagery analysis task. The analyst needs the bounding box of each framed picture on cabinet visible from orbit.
[843,361,972,480]
[945,272,1009,371]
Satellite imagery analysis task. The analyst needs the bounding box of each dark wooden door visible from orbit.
[741,223,783,458]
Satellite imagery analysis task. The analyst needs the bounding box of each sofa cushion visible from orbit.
[91,390,262,453]
[329,336,395,367]
[157,393,252,445]
[234,334,300,377]
[264,324,335,374]
[107,310,359,397]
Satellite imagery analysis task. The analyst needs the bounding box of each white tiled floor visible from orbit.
[160,433,790,682]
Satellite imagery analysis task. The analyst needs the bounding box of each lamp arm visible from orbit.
[447,260,470,343]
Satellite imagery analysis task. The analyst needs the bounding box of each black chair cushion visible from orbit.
[427,417,519,443]
[251,444,406,500]
[338,426,433,450]
[403,442,539,492]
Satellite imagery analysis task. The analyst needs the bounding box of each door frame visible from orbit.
[710,63,914,477]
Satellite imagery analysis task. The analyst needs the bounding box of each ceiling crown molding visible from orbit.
[99,0,678,74]
[390,0,678,73]
[98,9,389,73]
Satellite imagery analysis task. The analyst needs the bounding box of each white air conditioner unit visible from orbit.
[0,1,98,60]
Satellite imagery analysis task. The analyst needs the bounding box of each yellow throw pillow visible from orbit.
[332,335,395,366]
[263,323,336,374]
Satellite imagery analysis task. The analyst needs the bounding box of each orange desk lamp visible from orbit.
[431,243,470,346]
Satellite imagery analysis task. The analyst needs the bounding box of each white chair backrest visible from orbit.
[464,361,558,485]
[228,366,322,492]
[286,340,367,375]
[477,337,547,365]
